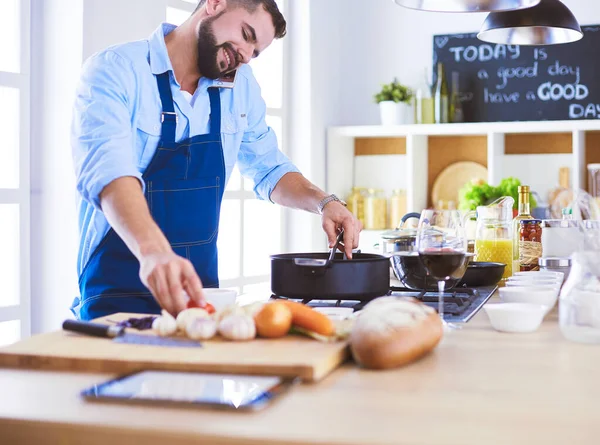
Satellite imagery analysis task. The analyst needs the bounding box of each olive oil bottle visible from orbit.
[512,185,533,274]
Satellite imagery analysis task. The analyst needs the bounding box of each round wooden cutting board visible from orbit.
[431,161,488,209]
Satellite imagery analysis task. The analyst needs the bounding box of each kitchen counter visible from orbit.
[1,298,599,445]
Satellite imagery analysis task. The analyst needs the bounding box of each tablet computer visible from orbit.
[81,370,298,411]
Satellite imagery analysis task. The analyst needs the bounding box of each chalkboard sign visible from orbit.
[432,26,600,122]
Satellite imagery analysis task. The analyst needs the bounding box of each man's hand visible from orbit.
[321,201,363,259]
[269,173,363,258]
[139,251,205,316]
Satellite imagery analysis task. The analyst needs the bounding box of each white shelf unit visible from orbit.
[326,119,600,215]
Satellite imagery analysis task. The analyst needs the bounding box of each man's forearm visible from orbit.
[99,176,172,260]
[269,172,328,213]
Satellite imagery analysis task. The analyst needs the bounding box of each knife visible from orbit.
[62,320,203,348]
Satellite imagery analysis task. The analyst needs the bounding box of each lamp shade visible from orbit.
[393,0,540,13]
[477,0,583,45]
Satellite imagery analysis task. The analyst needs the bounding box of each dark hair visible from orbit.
[195,0,286,39]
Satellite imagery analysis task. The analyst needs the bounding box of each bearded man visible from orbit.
[69,0,362,320]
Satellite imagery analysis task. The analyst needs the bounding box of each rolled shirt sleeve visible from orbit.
[71,50,144,210]
[236,71,300,203]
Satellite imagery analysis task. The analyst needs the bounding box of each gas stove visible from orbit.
[270,284,497,323]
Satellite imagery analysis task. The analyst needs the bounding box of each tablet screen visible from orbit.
[82,370,292,410]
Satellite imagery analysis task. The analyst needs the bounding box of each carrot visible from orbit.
[279,301,335,337]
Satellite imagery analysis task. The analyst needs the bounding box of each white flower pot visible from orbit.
[379,101,413,126]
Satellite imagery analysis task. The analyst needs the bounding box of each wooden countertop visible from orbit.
[1,298,599,445]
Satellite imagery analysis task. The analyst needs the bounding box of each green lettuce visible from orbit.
[458,177,537,211]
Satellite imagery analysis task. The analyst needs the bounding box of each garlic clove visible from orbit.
[152,310,177,337]
[218,314,256,341]
[185,317,218,340]
[176,308,210,332]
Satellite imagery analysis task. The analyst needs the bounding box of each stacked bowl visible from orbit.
[484,271,564,333]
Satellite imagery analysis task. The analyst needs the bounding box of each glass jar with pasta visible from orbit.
[346,187,367,227]
[364,189,387,230]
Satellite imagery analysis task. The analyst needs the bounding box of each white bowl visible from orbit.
[506,279,561,289]
[484,303,548,333]
[514,271,564,281]
[201,288,238,311]
[499,286,558,312]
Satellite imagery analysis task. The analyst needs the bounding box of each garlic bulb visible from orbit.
[185,317,218,340]
[214,304,246,322]
[176,308,210,332]
[152,310,177,337]
[218,314,256,341]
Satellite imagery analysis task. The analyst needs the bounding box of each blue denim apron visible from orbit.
[72,72,225,321]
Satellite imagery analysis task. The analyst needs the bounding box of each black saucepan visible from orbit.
[270,231,390,300]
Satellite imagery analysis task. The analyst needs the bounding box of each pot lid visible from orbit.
[380,227,418,240]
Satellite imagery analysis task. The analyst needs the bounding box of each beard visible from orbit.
[196,14,234,79]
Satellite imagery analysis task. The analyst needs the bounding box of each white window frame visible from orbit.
[165,0,289,294]
[0,0,31,338]
[220,0,288,293]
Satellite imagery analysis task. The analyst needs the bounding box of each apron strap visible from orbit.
[157,72,177,143]
[208,87,222,135]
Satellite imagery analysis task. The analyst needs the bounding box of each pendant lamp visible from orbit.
[477,0,583,45]
[393,0,540,13]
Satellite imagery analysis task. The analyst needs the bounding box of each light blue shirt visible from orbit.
[72,24,299,275]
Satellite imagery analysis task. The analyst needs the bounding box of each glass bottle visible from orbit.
[512,185,533,275]
[434,62,449,124]
[414,68,435,124]
[519,219,543,272]
[450,71,464,123]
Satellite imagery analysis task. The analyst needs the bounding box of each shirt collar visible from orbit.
[148,23,177,76]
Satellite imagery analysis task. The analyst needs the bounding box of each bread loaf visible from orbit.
[349,297,443,370]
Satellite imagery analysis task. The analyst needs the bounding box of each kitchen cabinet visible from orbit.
[326,120,600,214]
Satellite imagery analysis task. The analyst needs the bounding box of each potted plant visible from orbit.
[374,78,414,125]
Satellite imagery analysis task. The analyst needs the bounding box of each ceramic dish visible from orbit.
[506,277,562,286]
[514,270,565,281]
[484,303,548,333]
[200,288,238,311]
[498,286,558,313]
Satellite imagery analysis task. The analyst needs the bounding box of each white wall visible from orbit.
[83,0,166,59]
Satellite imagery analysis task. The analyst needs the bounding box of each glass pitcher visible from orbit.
[465,196,515,279]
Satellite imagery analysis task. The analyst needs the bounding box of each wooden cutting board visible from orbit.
[0,313,350,382]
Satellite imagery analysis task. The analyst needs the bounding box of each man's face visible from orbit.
[196,5,276,79]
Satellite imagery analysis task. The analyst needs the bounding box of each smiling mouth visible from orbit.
[223,46,236,71]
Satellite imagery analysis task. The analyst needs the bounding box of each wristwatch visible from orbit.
[317,194,347,214]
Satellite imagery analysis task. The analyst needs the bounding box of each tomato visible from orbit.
[187,299,215,314]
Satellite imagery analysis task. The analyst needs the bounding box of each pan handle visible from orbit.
[294,230,345,268]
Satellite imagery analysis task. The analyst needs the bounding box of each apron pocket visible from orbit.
[148,177,220,246]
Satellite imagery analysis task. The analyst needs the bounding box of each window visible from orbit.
[166,0,288,296]
[0,0,30,345]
